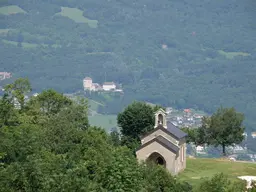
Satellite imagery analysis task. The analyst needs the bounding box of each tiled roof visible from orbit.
[166,121,187,139]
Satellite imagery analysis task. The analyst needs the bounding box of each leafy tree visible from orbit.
[141,162,192,192]
[197,173,246,192]
[4,78,32,110]
[27,89,72,116]
[0,93,19,127]
[117,101,159,148]
[181,127,206,147]
[101,147,144,191]
[109,128,121,146]
[185,107,245,156]
[204,107,245,156]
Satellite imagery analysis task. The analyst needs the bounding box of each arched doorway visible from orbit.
[147,152,166,167]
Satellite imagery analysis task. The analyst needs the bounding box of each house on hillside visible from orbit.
[83,77,102,91]
[136,108,187,175]
[102,82,116,91]
[83,77,93,90]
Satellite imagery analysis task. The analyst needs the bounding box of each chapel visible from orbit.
[136,108,187,175]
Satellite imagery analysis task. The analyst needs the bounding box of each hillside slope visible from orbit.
[179,158,256,188]
[1,0,256,130]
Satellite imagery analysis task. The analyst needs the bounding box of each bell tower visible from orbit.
[154,108,167,128]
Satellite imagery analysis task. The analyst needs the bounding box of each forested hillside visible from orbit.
[1,0,256,131]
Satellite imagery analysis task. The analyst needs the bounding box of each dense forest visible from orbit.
[1,79,255,192]
[1,0,256,131]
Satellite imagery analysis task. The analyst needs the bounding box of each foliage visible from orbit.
[0,93,19,127]
[27,89,72,116]
[109,128,121,146]
[141,163,192,192]
[197,173,246,192]
[181,127,206,147]
[0,80,252,191]
[184,107,245,156]
[4,78,31,110]
[117,101,161,151]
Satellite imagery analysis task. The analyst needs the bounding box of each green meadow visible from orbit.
[56,7,98,28]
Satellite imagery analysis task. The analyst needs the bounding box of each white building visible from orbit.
[102,82,116,91]
[83,77,93,90]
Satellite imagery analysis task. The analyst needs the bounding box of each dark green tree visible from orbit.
[27,89,72,116]
[197,173,246,192]
[117,101,161,150]
[184,107,245,156]
[0,93,18,127]
[109,128,121,146]
[182,126,206,147]
[206,107,245,156]
[4,78,32,110]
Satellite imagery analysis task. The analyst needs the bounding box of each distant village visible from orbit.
[165,107,204,128]
[164,107,256,162]
[83,77,123,93]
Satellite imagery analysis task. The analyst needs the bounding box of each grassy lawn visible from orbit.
[179,158,256,187]
[88,99,104,111]
[56,7,98,28]
[89,115,117,132]
[0,5,27,15]
[218,50,250,59]
[2,40,61,49]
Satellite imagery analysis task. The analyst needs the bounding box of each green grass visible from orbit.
[0,5,27,15]
[56,7,98,28]
[2,40,61,49]
[89,115,117,132]
[88,99,104,111]
[179,158,256,187]
[2,40,18,46]
[218,50,250,59]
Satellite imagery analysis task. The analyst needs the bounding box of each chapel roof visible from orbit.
[136,135,179,153]
[141,121,187,140]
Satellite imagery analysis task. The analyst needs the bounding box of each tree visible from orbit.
[109,128,121,146]
[0,93,19,127]
[4,78,32,110]
[141,162,192,192]
[117,101,160,142]
[27,89,72,116]
[197,173,246,192]
[200,107,245,156]
[181,127,206,147]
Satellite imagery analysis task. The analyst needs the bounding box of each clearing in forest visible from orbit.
[56,7,98,28]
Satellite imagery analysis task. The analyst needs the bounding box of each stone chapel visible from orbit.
[136,108,187,175]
